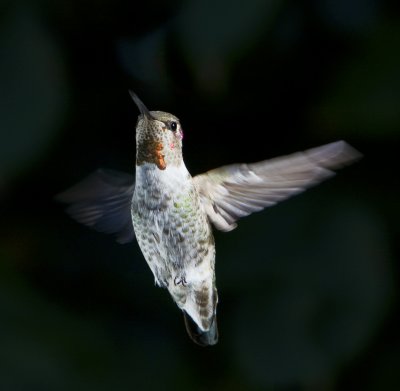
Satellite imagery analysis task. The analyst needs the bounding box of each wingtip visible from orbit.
[128,89,137,101]
[307,140,362,169]
[333,140,363,159]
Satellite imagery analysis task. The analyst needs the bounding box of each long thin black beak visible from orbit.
[129,90,154,119]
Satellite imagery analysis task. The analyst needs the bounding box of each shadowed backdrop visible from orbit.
[0,0,399,390]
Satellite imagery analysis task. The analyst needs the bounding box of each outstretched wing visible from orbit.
[56,169,135,243]
[193,141,361,231]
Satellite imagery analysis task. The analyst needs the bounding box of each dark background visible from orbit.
[1,0,399,390]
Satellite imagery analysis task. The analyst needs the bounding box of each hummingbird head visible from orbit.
[130,91,184,170]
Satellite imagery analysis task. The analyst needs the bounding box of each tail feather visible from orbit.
[183,311,218,346]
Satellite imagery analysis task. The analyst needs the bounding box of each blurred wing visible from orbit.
[56,169,135,243]
[194,141,361,231]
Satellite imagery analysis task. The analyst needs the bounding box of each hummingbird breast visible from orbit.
[131,162,217,331]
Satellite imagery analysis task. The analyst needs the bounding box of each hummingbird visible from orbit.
[57,92,361,346]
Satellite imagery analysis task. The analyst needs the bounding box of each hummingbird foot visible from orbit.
[174,275,188,286]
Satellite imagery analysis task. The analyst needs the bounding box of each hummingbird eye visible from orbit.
[170,121,177,131]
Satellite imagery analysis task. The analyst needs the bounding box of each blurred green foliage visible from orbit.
[0,0,399,390]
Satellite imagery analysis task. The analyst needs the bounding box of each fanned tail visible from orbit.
[183,311,218,347]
